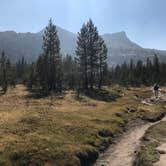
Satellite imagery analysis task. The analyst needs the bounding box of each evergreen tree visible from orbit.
[36,54,47,90]
[0,51,9,93]
[129,59,135,85]
[76,23,89,90]
[113,65,121,84]
[16,57,28,83]
[28,63,36,89]
[63,55,77,89]
[76,19,107,90]
[134,60,143,86]
[145,57,153,85]
[102,63,110,85]
[98,36,108,89]
[110,54,166,87]
[160,62,166,85]
[36,19,62,92]
[120,62,129,86]
[56,53,63,92]
[87,19,100,89]
[153,54,160,83]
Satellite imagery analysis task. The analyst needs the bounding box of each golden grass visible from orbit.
[0,85,164,166]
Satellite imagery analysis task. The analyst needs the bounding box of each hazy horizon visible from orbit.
[0,0,166,50]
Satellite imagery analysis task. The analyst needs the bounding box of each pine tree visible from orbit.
[28,63,36,89]
[36,19,62,92]
[87,19,100,89]
[56,53,63,92]
[76,23,89,90]
[98,36,107,89]
[102,63,110,85]
[36,54,47,90]
[0,51,8,93]
[16,57,27,83]
[129,59,135,85]
[113,65,121,84]
[153,54,160,83]
[134,60,143,86]
[160,62,166,85]
[120,62,129,86]
[145,57,153,85]
[76,19,106,91]
[63,55,77,89]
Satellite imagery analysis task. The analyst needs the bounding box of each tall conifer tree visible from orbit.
[76,23,89,90]
[98,37,108,89]
[36,19,62,92]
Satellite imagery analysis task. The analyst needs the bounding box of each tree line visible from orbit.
[0,19,166,94]
[110,55,166,86]
[0,19,107,94]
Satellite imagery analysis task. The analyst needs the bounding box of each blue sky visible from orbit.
[0,0,166,49]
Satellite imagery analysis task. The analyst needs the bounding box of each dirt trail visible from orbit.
[95,116,166,166]
[154,143,166,166]
[94,94,166,166]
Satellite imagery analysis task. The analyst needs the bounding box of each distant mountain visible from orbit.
[38,26,77,57]
[0,26,77,62]
[102,31,166,65]
[102,31,142,50]
[0,27,166,65]
[0,31,41,62]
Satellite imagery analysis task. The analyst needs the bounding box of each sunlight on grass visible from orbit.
[0,85,164,165]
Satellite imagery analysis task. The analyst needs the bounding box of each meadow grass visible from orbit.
[0,85,164,166]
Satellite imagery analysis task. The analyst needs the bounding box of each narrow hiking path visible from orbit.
[95,116,166,166]
[94,93,166,166]
[154,143,166,166]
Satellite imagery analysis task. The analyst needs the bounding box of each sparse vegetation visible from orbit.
[0,18,165,166]
[0,85,165,165]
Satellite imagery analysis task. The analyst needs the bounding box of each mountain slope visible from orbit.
[0,26,77,62]
[0,27,166,64]
[38,26,77,56]
[102,31,142,50]
[102,31,166,65]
